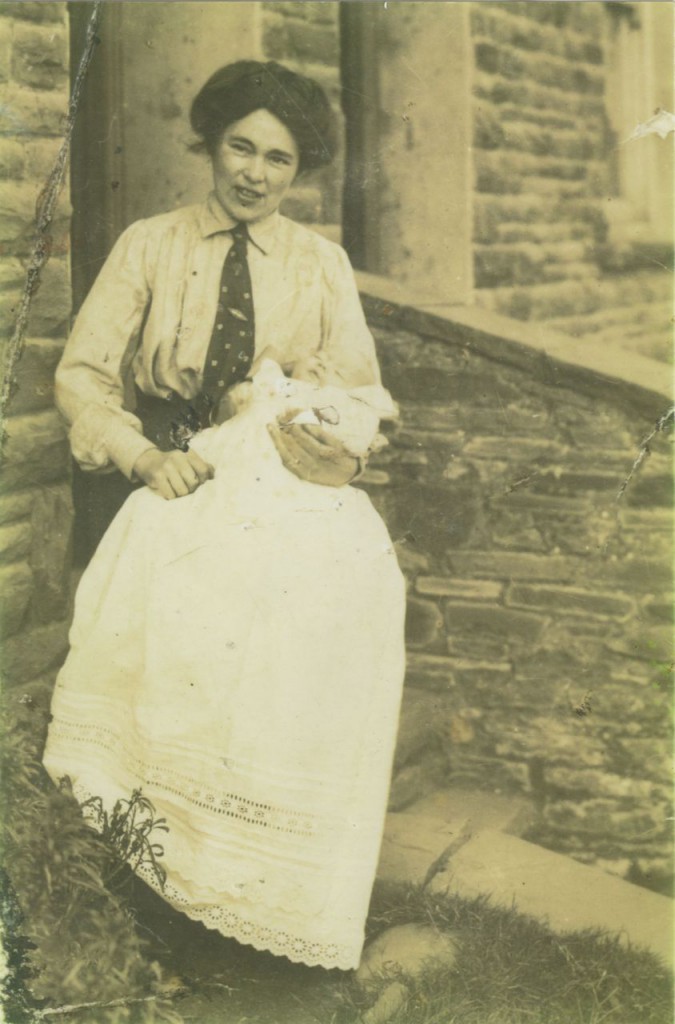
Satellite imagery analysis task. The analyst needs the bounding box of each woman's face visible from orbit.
[211,108,300,223]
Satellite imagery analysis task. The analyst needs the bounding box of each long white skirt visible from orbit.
[44,386,406,970]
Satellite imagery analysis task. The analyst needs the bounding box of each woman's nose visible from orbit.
[244,156,265,183]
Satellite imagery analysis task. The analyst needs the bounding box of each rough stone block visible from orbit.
[406,653,457,691]
[356,924,457,999]
[463,436,565,462]
[624,472,674,509]
[444,601,547,645]
[473,104,506,150]
[8,337,62,414]
[264,2,338,25]
[360,468,390,487]
[446,657,513,689]
[490,714,606,766]
[0,181,39,245]
[281,185,323,223]
[26,257,71,336]
[394,689,453,770]
[0,19,13,85]
[610,739,672,783]
[505,583,634,620]
[475,244,546,287]
[393,541,430,575]
[11,22,68,90]
[0,489,35,525]
[0,409,69,491]
[430,829,672,965]
[397,403,465,436]
[0,520,32,563]
[632,857,674,895]
[0,83,68,136]
[23,136,63,180]
[532,468,631,496]
[542,799,670,843]
[639,594,673,625]
[263,14,339,64]
[447,550,581,583]
[1,618,69,686]
[0,288,22,334]
[405,596,444,649]
[416,576,503,602]
[545,767,662,802]
[0,257,26,291]
[0,561,33,636]
[388,754,449,812]
[383,479,481,557]
[475,71,603,120]
[1,3,65,22]
[29,482,73,623]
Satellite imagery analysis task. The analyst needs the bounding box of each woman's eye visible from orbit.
[270,155,291,167]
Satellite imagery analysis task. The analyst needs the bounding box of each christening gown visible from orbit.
[43,361,407,970]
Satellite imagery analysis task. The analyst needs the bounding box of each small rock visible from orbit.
[356,923,458,991]
[362,980,409,1024]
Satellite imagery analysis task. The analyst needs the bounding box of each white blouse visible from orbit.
[56,192,380,479]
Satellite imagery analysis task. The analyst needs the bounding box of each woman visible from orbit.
[43,61,406,971]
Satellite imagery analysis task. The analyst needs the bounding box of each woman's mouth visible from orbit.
[236,186,264,204]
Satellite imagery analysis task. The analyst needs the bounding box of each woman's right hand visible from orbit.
[133,448,214,500]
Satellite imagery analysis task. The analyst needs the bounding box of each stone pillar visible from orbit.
[344,2,474,303]
[0,1,73,691]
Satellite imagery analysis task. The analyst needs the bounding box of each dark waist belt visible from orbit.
[134,386,214,452]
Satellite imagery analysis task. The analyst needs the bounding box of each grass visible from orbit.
[345,880,674,1024]
[2,676,671,1023]
[0,678,181,1024]
[156,879,673,1024]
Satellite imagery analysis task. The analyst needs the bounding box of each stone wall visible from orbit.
[0,2,72,694]
[359,300,672,893]
[260,1,343,232]
[470,1,672,361]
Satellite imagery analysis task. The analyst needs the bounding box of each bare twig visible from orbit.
[35,993,159,1019]
[616,405,674,501]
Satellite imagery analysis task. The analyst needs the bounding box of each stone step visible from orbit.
[430,829,673,966]
[379,787,535,886]
[378,812,470,887]
[403,786,535,836]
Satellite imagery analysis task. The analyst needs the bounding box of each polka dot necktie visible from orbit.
[201,222,255,408]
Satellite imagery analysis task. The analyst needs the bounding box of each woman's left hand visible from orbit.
[267,419,361,487]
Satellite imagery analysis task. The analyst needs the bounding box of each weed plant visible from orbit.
[0,678,182,1024]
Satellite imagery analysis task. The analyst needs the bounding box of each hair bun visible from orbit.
[190,61,338,172]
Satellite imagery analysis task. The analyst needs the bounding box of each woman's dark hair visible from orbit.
[190,61,338,173]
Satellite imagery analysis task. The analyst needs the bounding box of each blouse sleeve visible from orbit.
[318,244,381,388]
[54,220,158,479]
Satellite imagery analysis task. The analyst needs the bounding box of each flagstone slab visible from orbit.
[403,787,535,836]
[430,828,673,966]
[378,812,470,886]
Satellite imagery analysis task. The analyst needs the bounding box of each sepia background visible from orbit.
[0,0,673,1018]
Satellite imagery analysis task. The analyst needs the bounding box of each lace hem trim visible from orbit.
[70,780,361,971]
[49,717,321,837]
[138,859,360,970]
